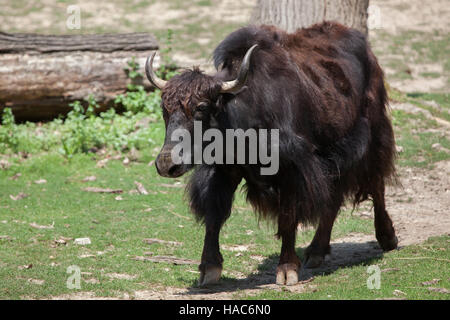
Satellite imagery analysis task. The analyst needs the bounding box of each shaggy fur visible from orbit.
[186,22,396,226]
[156,22,398,280]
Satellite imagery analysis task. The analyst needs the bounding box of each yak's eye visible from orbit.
[193,102,209,120]
[196,102,209,112]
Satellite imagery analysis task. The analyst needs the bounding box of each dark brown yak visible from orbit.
[145,22,398,286]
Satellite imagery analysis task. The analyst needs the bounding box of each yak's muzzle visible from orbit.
[155,150,188,178]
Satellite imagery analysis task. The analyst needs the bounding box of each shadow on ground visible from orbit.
[180,240,387,296]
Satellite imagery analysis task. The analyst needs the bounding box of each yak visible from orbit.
[145,22,398,286]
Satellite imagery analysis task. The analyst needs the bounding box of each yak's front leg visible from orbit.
[188,165,241,286]
[276,214,301,286]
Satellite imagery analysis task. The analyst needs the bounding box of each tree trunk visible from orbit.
[0,32,159,121]
[251,0,369,35]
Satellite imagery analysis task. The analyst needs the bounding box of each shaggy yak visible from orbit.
[145,22,398,286]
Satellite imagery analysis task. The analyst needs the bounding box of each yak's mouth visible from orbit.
[162,164,191,178]
[155,151,193,178]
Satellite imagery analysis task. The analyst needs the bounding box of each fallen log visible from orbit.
[0,32,159,121]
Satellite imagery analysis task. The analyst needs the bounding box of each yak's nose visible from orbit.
[155,151,184,178]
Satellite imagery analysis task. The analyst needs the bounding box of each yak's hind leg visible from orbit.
[303,194,343,268]
[372,181,398,251]
[188,165,242,286]
[365,42,398,251]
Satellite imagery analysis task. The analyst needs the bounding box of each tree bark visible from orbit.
[251,0,369,35]
[0,32,159,121]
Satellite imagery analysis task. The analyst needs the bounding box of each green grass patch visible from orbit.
[390,88,450,123]
[387,88,450,167]
[371,29,449,87]
[392,109,450,167]
[0,141,446,299]
[406,92,450,111]
[0,151,376,299]
[420,72,441,79]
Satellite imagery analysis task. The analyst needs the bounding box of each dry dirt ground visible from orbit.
[9,0,446,299]
[368,0,450,93]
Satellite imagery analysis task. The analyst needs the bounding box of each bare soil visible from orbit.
[369,0,450,93]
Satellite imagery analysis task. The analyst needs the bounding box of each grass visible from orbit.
[371,29,449,89]
[392,109,450,167]
[246,236,450,300]
[387,88,450,167]
[1,152,448,300]
[0,148,375,299]
[405,92,450,122]
[1,154,448,299]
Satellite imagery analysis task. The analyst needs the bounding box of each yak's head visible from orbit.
[145,45,257,178]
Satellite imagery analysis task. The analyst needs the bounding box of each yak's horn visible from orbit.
[145,51,167,90]
[220,44,258,94]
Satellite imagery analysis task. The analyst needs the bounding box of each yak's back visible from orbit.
[214,22,368,82]
[214,24,291,74]
[214,22,374,143]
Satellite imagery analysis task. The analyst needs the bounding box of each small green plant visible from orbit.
[61,99,97,158]
[157,29,179,80]
[0,108,19,153]
[116,28,180,117]
[116,54,164,117]
[85,95,100,117]
[58,89,163,159]
[125,57,142,82]
[115,86,162,116]
[115,58,163,117]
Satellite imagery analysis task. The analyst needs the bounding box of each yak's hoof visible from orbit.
[276,263,299,286]
[198,265,222,286]
[304,254,325,269]
[304,244,330,269]
[377,234,398,252]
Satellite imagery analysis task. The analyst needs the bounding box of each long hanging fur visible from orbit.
[183,22,396,228]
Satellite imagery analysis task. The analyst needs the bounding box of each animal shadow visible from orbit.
[182,240,386,296]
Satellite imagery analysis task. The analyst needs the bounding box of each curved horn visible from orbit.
[145,52,167,90]
[220,44,258,94]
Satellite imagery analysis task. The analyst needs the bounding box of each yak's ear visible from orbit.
[213,67,231,82]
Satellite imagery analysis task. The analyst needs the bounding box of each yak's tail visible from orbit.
[353,43,398,205]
